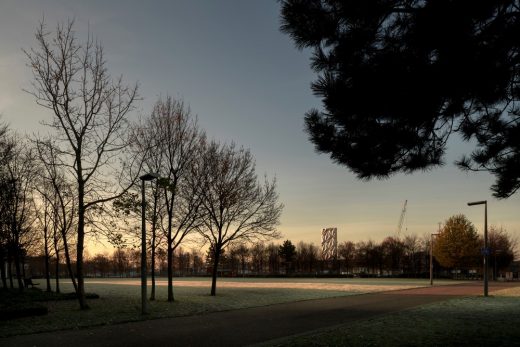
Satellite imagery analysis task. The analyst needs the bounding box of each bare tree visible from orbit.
[34,139,78,293]
[227,243,250,275]
[355,240,379,275]
[250,242,266,275]
[381,237,405,275]
[152,97,205,301]
[198,142,283,295]
[338,241,356,275]
[25,19,140,309]
[0,120,13,289]
[2,135,38,291]
[32,181,54,292]
[129,96,206,301]
[402,234,421,276]
[266,242,281,275]
[485,226,517,279]
[235,243,250,276]
[295,241,318,274]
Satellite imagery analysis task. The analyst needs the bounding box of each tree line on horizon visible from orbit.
[23,215,517,282]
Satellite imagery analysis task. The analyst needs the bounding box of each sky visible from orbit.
[0,0,518,253]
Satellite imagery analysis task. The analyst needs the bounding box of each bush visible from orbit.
[0,304,48,320]
[0,287,99,320]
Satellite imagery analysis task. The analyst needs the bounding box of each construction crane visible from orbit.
[396,200,407,237]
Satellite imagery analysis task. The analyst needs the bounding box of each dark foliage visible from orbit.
[280,0,520,198]
[0,305,48,321]
[278,240,297,263]
[0,288,100,320]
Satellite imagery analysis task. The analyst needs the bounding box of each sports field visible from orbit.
[87,276,451,292]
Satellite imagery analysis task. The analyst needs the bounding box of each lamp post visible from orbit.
[430,232,439,286]
[140,173,159,314]
[467,200,488,297]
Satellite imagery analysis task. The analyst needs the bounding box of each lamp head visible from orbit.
[467,200,486,206]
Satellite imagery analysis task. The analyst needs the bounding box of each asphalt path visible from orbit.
[1,281,518,347]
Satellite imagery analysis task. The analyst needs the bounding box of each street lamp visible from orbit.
[467,200,488,297]
[140,172,159,314]
[430,232,439,286]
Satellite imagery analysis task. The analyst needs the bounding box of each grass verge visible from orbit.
[0,279,359,337]
[268,295,520,346]
[0,277,462,338]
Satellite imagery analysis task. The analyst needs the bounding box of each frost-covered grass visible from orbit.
[0,277,433,337]
[271,293,520,346]
[493,285,520,297]
[87,277,448,293]
[152,277,459,286]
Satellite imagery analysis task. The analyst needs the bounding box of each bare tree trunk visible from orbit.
[76,238,85,306]
[13,247,23,292]
[167,235,174,302]
[0,248,7,289]
[211,245,221,296]
[54,250,60,293]
[44,230,51,292]
[12,230,24,291]
[62,236,78,293]
[7,251,13,288]
[52,204,62,293]
[21,256,26,279]
[76,193,88,309]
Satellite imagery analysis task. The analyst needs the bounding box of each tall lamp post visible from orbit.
[140,173,159,314]
[467,200,488,297]
[430,232,439,286]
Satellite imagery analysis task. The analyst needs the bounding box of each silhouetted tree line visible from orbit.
[31,220,513,280]
[19,217,517,283]
[25,246,206,279]
[214,226,516,278]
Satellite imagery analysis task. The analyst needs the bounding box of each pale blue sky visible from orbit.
[1,0,518,250]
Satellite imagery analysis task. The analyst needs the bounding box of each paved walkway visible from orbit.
[1,281,518,347]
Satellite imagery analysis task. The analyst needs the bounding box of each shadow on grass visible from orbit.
[0,288,99,320]
[272,296,520,347]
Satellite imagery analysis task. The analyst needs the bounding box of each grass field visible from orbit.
[0,277,439,337]
[268,286,520,347]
